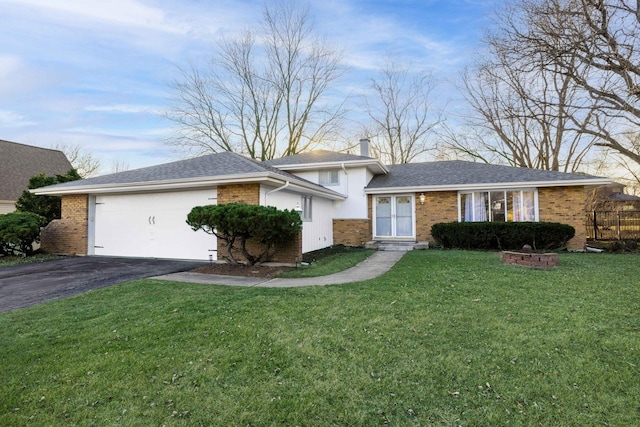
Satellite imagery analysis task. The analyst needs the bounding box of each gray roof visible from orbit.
[264,149,374,166]
[367,160,606,189]
[44,151,330,192]
[0,139,72,200]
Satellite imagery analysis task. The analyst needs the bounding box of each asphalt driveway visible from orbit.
[0,257,204,312]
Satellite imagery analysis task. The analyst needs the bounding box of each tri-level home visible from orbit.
[35,140,611,262]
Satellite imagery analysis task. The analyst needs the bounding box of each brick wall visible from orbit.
[333,219,371,246]
[40,194,89,255]
[217,183,260,204]
[538,186,586,249]
[416,191,459,243]
[216,183,302,264]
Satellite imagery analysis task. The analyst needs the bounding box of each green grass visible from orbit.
[1,250,639,426]
[279,248,374,278]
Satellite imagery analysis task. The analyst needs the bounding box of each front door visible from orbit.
[374,195,415,239]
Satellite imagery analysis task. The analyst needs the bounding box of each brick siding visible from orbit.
[40,194,89,255]
[538,186,586,249]
[415,191,459,242]
[333,219,371,246]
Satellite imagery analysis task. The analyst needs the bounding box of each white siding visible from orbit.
[261,185,333,253]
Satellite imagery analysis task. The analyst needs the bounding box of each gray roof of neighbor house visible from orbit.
[36,151,345,199]
[366,160,611,191]
[0,139,72,201]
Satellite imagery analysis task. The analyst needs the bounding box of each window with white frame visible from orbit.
[459,190,536,222]
[301,195,312,222]
[318,169,340,186]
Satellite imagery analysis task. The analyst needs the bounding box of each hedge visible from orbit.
[431,221,575,251]
[0,212,46,256]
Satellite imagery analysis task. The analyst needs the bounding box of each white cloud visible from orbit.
[0,110,36,127]
[84,104,162,114]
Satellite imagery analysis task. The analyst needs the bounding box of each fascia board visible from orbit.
[32,171,346,200]
[275,159,388,174]
[364,178,614,194]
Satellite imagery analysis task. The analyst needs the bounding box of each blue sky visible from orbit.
[0,0,497,173]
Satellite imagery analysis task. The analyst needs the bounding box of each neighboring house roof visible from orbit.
[35,151,345,200]
[366,160,611,193]
[607,192,640,201]
[0,139,72,201]
[264,149,388,174]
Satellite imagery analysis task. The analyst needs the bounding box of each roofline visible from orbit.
[273,159,389,174]
[364,178,614,194]
[33,172,347,200]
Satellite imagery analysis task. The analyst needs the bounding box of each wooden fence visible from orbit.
[586,211,640,240]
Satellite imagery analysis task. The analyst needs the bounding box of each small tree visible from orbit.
[0,212,46,256]
[15,169,82,224]
[186,203,302,265]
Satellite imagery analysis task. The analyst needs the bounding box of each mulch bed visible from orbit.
[191,263,294,278]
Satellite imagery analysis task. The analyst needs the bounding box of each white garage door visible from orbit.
[92,189,217,260]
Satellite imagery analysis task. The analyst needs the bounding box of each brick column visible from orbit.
[40,194,89,256]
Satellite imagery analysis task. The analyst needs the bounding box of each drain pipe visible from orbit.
[265,181,290,205]
[341,163,348,195]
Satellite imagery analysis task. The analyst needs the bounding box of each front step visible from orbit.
[365,241,430,252]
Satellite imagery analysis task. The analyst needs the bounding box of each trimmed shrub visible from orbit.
[0,212,47,256]
[187,203,302,265]
[431,221,575,251]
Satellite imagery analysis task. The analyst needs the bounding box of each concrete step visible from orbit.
[365,241,430,252]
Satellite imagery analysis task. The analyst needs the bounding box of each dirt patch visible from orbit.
[191,263,294,278]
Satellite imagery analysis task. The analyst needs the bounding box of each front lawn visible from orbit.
[1,251,638,426]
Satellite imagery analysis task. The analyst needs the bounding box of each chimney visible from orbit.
[359,138,370,157]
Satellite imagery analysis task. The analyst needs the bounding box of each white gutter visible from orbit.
[265,180,290,205]
[364,178,614,194]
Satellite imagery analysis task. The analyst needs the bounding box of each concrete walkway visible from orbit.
[154,251,405,288]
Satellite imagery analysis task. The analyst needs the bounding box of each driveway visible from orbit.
[0,257,204,312]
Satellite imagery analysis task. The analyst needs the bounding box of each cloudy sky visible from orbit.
[0,0,498,173]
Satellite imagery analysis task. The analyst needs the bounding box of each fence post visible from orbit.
[593,211,598,240]
[617,211,621,240]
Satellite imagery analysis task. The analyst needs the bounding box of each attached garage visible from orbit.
[90,189,217,261]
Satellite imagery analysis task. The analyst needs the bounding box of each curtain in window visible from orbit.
[474,192,487,221]
[464,194,473,221]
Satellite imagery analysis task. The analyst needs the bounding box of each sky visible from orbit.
[0,0,498,174]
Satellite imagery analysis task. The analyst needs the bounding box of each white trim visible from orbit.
[365,178,613,194]
[458,189,539,222]
[274,159,388,174]
[33,172,346,200]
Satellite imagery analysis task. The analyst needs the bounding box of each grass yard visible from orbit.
[1,250,638,426]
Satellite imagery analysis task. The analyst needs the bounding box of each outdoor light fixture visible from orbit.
[419,193,426,205]
[294,202,303,215]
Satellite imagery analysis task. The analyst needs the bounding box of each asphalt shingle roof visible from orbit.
[0,140,72,200]
[367,160,604,189]
[46,151,326,191]
[264,149,374,166]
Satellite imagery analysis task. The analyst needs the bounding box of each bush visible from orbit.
[15,169,82,224]
[187,203,302,265]
[0,212,47,256]
[431,221,575,251]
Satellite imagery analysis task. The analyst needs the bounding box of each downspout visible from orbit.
[341,163,349,195]
[265,181,290,206]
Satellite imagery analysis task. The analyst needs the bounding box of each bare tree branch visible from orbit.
[165,2,344,160]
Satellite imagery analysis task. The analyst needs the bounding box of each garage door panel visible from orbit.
[93,190,216,260]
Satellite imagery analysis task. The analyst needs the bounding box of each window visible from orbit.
[301,195,312,222]
[318,169,340,186]
[460,190,536,222]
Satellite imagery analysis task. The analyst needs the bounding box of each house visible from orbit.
[0,139,72,214]
[34,140,612,262]
[590,183,640,211]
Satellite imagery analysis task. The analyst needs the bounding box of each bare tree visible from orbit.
[51,142,101,177]
[166,2,345,160]
[492,0,640,167]
[450,46,601,172]
[111,159,130,173]
[362,58,443,164]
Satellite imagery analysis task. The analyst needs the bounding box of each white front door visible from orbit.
[374,195,415,239]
